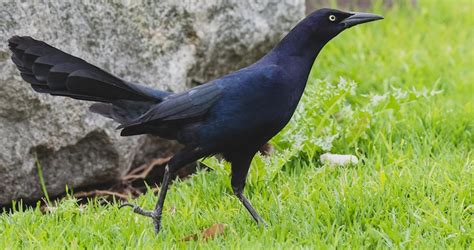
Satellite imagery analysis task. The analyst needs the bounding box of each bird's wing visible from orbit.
[119,82,222,135]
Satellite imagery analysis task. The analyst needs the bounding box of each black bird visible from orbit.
[8,8,382,234]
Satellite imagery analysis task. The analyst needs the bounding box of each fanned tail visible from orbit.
[8,35,172,125]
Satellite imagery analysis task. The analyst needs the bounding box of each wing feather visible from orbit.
[119,82,222,135]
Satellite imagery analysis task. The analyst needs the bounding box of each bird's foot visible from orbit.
[119,203,155,217]
[258,218,269,228]
[119,203,162,234]
[235,192,269,229]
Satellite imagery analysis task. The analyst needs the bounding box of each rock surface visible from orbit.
[0,1,304,205]
[306,0,417,14]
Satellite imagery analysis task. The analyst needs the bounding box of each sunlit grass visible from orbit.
[1,0,472,248]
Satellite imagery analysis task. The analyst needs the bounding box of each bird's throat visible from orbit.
[265,38,325,91]
[263,22,328,88]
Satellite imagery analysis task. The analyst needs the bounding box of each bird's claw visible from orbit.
[120,203,162,234]
[259,219,269,229]
[119,203,157,219]
[119,202,136,210]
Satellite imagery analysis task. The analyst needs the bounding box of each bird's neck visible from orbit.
[261,23,328,89]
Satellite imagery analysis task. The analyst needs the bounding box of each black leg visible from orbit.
[120,148,206,234]
[235,191,268,227]
[229,150,268,227]
[119,165,171,234]
[152,165,171,233]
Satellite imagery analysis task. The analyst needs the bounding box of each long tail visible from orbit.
[8,36,171,124]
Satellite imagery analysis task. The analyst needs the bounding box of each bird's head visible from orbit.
[271,8,383,57]
[303,8,384,43]
[267,8,383,64]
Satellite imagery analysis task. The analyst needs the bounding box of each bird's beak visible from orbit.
[341,12,384,28]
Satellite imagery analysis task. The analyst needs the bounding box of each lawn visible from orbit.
[1,0,472,248]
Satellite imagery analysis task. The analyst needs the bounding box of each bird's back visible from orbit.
[190,64,297,152]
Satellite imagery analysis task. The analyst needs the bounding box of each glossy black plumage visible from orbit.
[8,35,168,103]
[8,8,383,234]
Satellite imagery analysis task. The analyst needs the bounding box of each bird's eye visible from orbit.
[329,15,337,22]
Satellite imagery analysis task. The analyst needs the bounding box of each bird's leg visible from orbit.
[120,165,171,234]
[230,151,268,227]
[120,148,205,234]
[235,190,268,227]
[151,164,171,233]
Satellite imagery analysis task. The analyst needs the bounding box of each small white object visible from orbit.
[320,153,358,166]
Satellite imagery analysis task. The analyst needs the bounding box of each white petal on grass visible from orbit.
[320,153,359,166]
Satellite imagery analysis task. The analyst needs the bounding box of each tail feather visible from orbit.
[90,100,154,124]
[8,35,165,103]
[8,35,174,126]
[32,53,82,82]
[48,63,82,90]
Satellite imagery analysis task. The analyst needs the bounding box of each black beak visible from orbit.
[341,12,384,28]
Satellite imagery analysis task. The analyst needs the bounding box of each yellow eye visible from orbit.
[329,15,336,22]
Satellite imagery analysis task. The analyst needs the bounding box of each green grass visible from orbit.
[1,0,473,248]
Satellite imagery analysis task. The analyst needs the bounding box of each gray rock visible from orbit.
[305,0,417,14]
[0,1,304,205]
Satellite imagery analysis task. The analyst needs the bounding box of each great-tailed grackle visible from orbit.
[8,8,382,234]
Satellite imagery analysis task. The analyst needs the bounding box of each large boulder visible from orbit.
[305,0,417,14]
[0,1,305,205]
